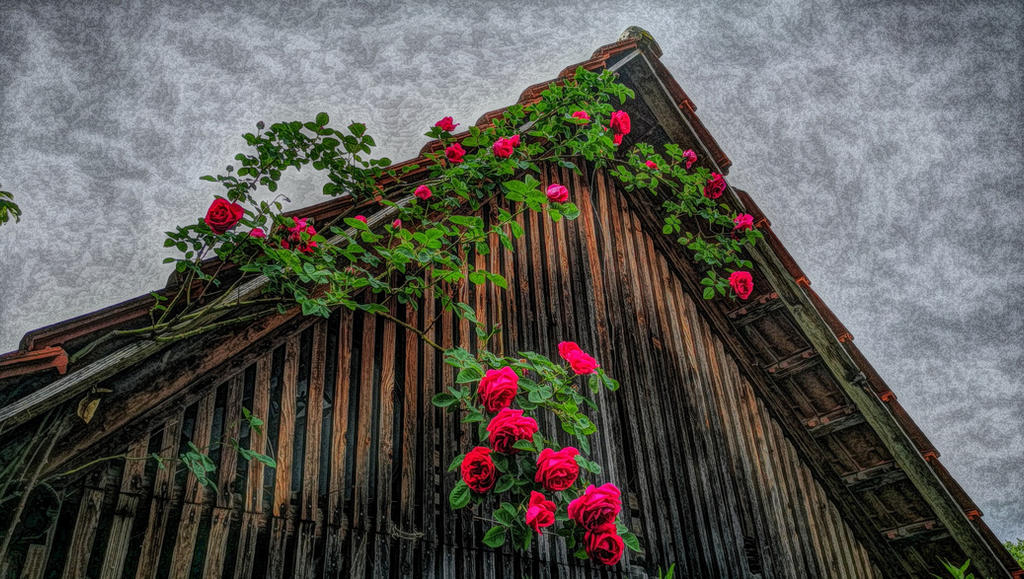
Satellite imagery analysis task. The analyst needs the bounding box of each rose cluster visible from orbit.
[453,342,630,565]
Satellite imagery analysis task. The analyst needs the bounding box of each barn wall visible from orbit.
[8,165,882,578]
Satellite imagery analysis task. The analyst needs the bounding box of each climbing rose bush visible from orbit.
[149,66,765,567]
[437,342,638,565]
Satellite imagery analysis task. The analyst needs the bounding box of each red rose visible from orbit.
[477,366,519,413]
[248,228,266,238]
[525,491,556,534]
[508,134,520,147]
[612,133,623,146]
[391,218,402,229]
[609,110,630,137]
[486,408,538,453]
[645,160,658,170]
[435,116,458,132]
[414,185,432,200]
[733,213,754,231]
[729,271,754,300]
[354,215,367,223]
[204,198,244,235]
[492,137,516,159]
[682,149,697,169]
[284,217,317,254]
[567,483,621,530]
[704,172,726,199]
[546,183,569,203]
[584,523,624,566]
[557,341,599,375]
[572,110,590,123]
[445,143,466,164]
[461,446,496,493]
[535,446,579,491]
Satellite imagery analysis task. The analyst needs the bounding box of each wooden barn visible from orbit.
[0,29,1019,578]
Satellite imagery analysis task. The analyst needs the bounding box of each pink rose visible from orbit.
[557,341,599,375]
[508,134,520,147]
[546,183,569,203]
[461,446,496,493]
[477,366,519,413]
[609,110,630,136]
[285,217,317,254]
[733,213,754,231]
[492,136,516,159]
[435,116,458,132]
[414,185,432,200]
[525,491,556,534]
[354,215,367,223]
[535,446,580,491]
[572,110,590,123]
[729,271,754,300]
[682,149,697,169]
[445,143,466,164]
[248,228,266,238]
[645,160,658,170]
[204,198,244,235]
[392,218,402,229]
[567,483,621,530]
[704,172,726,199]
[486,408,538,454]
[584,523,624,566]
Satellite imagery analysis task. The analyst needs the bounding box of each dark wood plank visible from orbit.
[99,438,149,578]
[135,415,182,579]
[61,487,104,579]
[169,390,216,578]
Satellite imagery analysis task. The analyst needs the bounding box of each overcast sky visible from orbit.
[0,0,1021,541]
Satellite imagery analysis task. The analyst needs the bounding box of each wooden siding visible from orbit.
[2,165,881,578]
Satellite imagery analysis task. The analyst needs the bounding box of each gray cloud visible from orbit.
[1,0,1021,541]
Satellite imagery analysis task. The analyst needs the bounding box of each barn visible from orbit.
[0,28,1019,578]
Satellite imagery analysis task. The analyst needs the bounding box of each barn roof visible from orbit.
[0,27,1018,577]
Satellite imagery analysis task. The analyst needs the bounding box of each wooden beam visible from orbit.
[807,411,866,438]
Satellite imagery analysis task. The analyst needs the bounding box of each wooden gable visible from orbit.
[0,29,1017,579]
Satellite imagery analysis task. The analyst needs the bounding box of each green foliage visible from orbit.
[1005,538,1024,568]
[0,189,21,226]
[934,558,975,579]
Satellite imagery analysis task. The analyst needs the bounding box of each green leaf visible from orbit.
[622,531,642,553]
[482,525,507,548]
[456,366,484,383]
[493,506,515,526]
[449,480,471,509]
[316,112,329,126]
[431,392,458,407]
[447,453,465,472]
[702,286,715,300]
[493,474,515,493]
[512,439,535,452]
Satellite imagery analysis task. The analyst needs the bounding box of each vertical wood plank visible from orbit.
[273,336,300,518]
[203,374,244,579]
[235,355,271,579]
[61,487,104,579]
[21,544,47,579]
[99,438,149,578]
[135,415,182,579]
[169,390,217,578]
